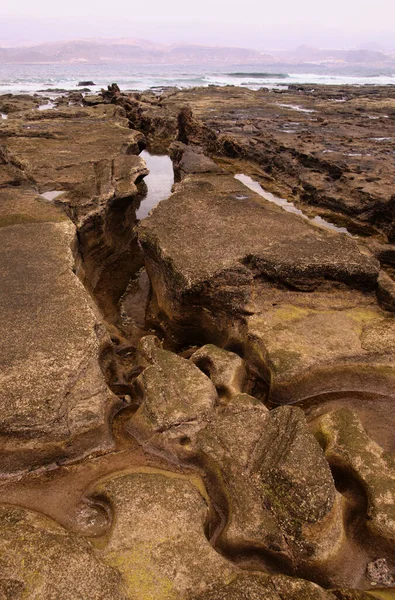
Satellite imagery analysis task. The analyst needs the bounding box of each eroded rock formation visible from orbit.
[0,85,394,598]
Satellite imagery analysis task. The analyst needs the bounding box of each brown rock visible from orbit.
[138,172,395,402]
[0,505,128,599]
[0,188,120,473]
[316,408,395,548]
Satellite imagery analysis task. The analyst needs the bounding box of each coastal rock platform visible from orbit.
[0,86,394,598]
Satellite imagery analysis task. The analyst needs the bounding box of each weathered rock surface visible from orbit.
[1,87,395,599]
[139,85,395,241]
[1,104,147,221]
[93,470,345,599]
[94,471,233,599]
[126,337,346,583]
[138,172,395,402]
[0,100,150,472]
[170,141,222,181]
[317,409,395,549]
[190,344,247,399]
[0,186,120,472]
[0,504,128,599]
[130,335,218,433]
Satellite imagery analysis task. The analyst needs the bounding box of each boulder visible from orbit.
[126,341,346,579]
[170,141,222,181]
[129,336,217,434]
[190,344,247,399]
[253,406,343,564]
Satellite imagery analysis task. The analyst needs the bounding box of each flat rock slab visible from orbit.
[1,106,147,218]
[0,471,342,600]
[139,173,378,292]
[138,173,395,402]
[0,188,119,473]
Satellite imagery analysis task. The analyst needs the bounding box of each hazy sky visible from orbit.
[1,0,395,48]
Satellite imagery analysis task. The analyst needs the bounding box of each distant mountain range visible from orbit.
[0,38,393,66]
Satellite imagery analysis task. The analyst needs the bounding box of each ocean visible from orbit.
[1,62,395,95]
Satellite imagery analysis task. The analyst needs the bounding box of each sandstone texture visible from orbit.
[138,171,395,403]
[128,85,395,241]
[0,85,395,599]
[0,99,147,471]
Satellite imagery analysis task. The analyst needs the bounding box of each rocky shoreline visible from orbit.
[0,83,394,598]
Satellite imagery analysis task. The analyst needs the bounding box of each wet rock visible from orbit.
[0,505,128,599]
[317,408,395,548]
[78,80,95,87]
[152,85,395,239]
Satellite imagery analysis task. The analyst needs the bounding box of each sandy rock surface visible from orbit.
[0,86,394,598]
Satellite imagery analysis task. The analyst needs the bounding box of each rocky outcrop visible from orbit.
[130,335,218,433]
[155,85,395,241]
[1,87,395,598]
[316,409,395,549]
[125,336,347,584]
[0,104,147,221]
[0,100,149,472]
[138,171,395,403]
[0,186,121,473]
[170,141,222,181]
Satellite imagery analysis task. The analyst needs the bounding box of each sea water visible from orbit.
[1,63,395,96]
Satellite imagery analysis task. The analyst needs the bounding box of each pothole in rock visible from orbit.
[234,173,351,235]
[136,150,174,219]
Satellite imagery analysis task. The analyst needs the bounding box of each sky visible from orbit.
[1,0,395,49]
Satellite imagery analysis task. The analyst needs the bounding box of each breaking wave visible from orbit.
[227,72,289,78]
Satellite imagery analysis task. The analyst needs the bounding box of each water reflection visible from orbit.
[136,150,174,219]
[235,173,350,235]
